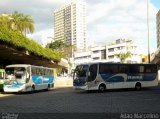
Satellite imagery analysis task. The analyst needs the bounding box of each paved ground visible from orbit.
[0,83,160,119]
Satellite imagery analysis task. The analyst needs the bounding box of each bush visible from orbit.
[0,25,62,61]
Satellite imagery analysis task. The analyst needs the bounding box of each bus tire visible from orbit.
[31,85,35,93]
[47,84,50,91]
[135,83,141,91]
[98,84,106,92]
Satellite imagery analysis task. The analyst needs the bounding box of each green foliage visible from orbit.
[0,25,62,61]
[47,40,74,58]
[47,40,67,51]
[116,51,132,63]
[0,11,34,36]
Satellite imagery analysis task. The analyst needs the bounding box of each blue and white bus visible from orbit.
[3,64,54,93]
[73,63,158,92]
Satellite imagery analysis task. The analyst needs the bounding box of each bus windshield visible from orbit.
[5,67,26,84]
[73,65,89,80]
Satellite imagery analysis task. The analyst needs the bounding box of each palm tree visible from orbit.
[10,11,21,31]
[11,11,34,36]
[0,14,14,29]
[20,14,34,36]
[116,51,132,63]
[0,12,34,37]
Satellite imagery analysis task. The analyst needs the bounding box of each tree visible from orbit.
[116,51,132,63]
[0,14,14,29]
[0,11,34,36]
[46,40,75,58]
[46,40,66,51]
[11,11,34,36]
[46,40,75,76]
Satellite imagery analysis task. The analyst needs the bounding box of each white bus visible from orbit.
[73,63,158,92]
[3,64,54,93]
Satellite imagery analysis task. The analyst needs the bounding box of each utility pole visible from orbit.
[147,0,150,63]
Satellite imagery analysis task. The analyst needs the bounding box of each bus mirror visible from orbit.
[26,78,30,83]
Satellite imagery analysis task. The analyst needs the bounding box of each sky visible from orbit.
[0,0,160,54]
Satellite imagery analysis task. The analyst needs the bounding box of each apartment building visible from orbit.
[73,39,142,67]
[157,10,160,48]
[151,10,160,63]
[54,0,87,50]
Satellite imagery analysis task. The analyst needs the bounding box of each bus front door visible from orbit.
[87,64,98,90]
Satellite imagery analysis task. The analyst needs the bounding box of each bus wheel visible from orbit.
[31,85,35,93]
[135,83,141,91]
[47,84,50,91]
[98,84,106,92]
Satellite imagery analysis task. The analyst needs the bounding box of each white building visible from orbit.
[151,10,160,63]
[73,39,142,67]
[54,0,87,51]
[157,10,160,48]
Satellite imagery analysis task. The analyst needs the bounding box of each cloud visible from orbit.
[0,0,159,53]
[87,0,159,53]
[27,28,54,47]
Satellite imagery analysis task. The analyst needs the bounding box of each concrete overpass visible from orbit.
[0,44,64,68]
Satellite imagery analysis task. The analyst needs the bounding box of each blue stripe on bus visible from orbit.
[32,75,54,84]
[7,84,24,88]
[100,74,124,82]
[100,73,156,82]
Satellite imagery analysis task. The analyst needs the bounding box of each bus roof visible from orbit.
[76,62,157,66]
[5,64,53,69]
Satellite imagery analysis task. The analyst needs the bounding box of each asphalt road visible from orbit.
[0,86,160,119]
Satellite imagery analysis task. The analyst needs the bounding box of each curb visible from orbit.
[0,93,13,98]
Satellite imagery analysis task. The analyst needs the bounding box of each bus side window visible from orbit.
[46,69,50,76]
[119,65,128,73]
[99,64,109,74]
[41,68,44,75]
[31,67,36,75]
[49,69,51,76]
[88,64,97,82]
[37,68,41,75]
[149,65,157,73]
[128,65,140,73]
[44,69,47,76]
[110,65,118,73]
[145,66,152,73]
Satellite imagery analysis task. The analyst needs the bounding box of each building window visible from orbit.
[93,57,99,60]
[108,55,114,59]
[93,50,99,53]
[101,50,106,59]
[108,48,114,52]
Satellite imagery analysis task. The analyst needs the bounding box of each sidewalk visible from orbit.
[54,77,73,88]
[0,92,13,98]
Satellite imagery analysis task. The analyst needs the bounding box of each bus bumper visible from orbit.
[3,85,25,93]
[73,85,88,90]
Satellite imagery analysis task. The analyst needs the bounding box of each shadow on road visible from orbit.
[75,86,160,94]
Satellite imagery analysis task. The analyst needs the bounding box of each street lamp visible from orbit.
[147,0,150,63]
